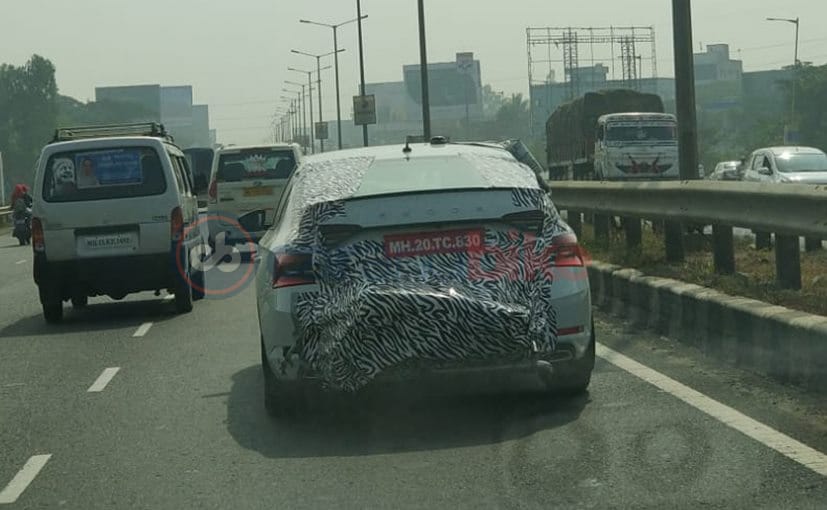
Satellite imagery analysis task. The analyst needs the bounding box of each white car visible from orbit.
[255,139,594,417]
[207,143,300,247]
[31,123,204,323]
[742,146,827,185]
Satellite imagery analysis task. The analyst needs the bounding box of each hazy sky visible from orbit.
[2,0,825,145]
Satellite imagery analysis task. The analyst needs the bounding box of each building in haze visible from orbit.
[346,52,484,146]
[94,84,162,120]
[94,84,213,148]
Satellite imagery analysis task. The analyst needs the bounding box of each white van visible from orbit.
[206,144,300,247]
[31,123,204,323]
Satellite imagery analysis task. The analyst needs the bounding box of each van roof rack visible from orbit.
[51,122,174,143]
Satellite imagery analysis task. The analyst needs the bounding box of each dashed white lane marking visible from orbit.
[0,454,52,504]
[87,367,121,393]
[597,343,827,478]
[133,322,153,337]
[14,259,26,265]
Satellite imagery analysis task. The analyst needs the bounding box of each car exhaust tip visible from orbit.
[535,359,555,385]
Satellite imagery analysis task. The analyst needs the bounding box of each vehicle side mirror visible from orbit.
[758,166,773,176]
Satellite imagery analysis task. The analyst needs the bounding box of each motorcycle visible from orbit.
[12,208,32,246]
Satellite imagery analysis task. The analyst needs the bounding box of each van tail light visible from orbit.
[550,232,586,267]
[208,180,218,203]
[171,207,184,242]
[32,217,45,253]
[272,252,315,289]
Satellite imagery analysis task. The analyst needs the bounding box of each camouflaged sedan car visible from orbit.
[255,138,594,417]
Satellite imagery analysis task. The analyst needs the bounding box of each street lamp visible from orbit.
[355,0,369,147]
[292,48,345,153]
[285,81,314,153]
[300,15,368,149]
[417,0,431,140]
[280,95,298,142]
[767,16,800,143]
[288,67,316,154]
[287,66,330,154]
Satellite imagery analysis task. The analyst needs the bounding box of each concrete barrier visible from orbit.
[587,261,827,394]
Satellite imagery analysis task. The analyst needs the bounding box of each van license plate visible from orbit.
[78,232,138,254]
[243,187,273,197]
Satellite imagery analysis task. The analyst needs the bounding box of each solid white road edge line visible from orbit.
[0,454,52,504]
[597,343,827,478]
[133,322,153,337]
[87,367,121,393]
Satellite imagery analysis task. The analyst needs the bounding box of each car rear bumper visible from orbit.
[34,251,179,299]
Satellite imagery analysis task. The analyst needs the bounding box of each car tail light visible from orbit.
[171,207,184,242]
[208,180,218,203]
[272,253,315,289]
[501,210,545,231]
[32,217,45,253]
[550,232,586,267]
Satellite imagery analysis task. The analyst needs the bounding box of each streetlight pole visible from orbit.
[289,68,316,154]
[417,0,431,140]
[292,49,345,153]
[285,82,312,153]
[280,96,294,142]
[767,16,800,133]
[356,0,369,147]
[301,16,367,150]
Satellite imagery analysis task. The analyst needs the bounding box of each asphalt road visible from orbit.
[1,233,826,509]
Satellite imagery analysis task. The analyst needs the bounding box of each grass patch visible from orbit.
[579,223,827,317]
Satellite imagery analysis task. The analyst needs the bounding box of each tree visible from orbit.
[0,55,58,188]
[494,93,531,140]
[792,64,827,149]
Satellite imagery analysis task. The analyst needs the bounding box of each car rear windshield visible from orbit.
[215,148,296,182]
[775,152,827,173]
[606,124,676,142]
[42,147,166,203]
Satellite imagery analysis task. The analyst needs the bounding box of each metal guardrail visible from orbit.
[547,180,827,289]
[548,181,827,238]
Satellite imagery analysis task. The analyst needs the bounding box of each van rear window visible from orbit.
[42,147,166,202]
[216,149,296,182]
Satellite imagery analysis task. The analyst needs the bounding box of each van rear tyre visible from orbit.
[43,301,63,324]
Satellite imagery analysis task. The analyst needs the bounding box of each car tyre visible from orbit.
[191,267,205,301]
[71,295,88,308]
[42,300,63,324]
[261,339,306,419]
[548,320,595,396]
[174,259,194,314]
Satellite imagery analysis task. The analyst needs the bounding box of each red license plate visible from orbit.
[384,229,485,258]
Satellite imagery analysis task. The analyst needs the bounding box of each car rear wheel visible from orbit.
[71,295,88,308]
[548,321,595,396]
[42,301,63,324]
[39,284,63,324]
[261,339,306,419]
[174,259,194,314]
[191,268,205,301]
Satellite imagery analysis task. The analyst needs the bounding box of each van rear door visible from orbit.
[212,147,296,225]
[36,144,175,261]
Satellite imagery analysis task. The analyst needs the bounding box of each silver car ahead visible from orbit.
[742,146,827,185]
[255,141,594,417]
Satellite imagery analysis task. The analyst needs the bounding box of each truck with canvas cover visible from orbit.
[546,89,678,181]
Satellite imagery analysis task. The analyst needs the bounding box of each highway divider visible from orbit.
[588,260,827,395]
[549,180,827,290]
